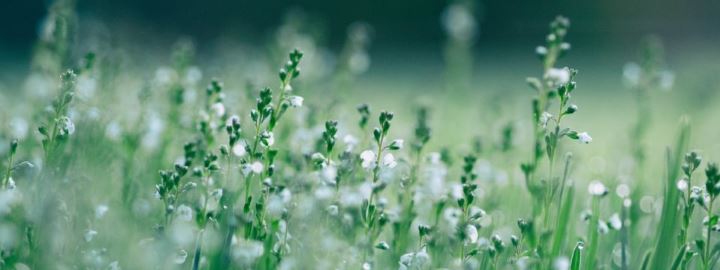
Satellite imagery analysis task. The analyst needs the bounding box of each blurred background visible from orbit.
[2,0,720,169]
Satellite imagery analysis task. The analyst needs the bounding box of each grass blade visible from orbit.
[670,245,686,270]
[649,118,691,269]
[570,241,582,270]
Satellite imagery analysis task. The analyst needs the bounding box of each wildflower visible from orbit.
[58,116,75,136]
[250,162,264,174]
[105,121,122,141]
[598,220,609,234]
[441,3,476,42]
[545,67,571,86]
[622,62,641,87]
[465,224,479,244]
[176,205,193,222]
[588,181,608,196]
[399,247,431,270]
[578,132,592,144]
[287,95,304,107]
[95,204,109,219]
[658,70,674,90]
[326,205,339,216]
[210,102,226,117]
[360,150,376,169]
[536,46,548,56]
[174,249,188,264]
[232,239,264,266]
[261,131,275,147]
[615,184,630,198]
[9,117,29,139]
[6,178,15,190]
[232,143,247,157]
[608,213,622,230]
[185,66,203,85]
[539,112,552,129]
[382,153,397,168]
[677,178,689,191]
[343,134,359,151]
[553,257,570,270]
[84,229,98,242]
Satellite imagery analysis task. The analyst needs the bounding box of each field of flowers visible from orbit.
[2,0,720,269]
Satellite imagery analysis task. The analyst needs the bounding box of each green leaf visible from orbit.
[570,242,582,270]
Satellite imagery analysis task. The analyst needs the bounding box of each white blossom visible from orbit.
[465,224,478,244]
[578,132,592,144]
[232,143,247,157]
[382,153,397,168]
[360,150,376,169]
[588,181,608,196]
[677,178,688,191]
[545,67,571,86]
[287,96,304,107]
[176,205,193,222]
[84,229,98,242]
[95,204,109,219]
[211,102,226,117]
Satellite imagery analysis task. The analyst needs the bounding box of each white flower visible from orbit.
[261,131,275,147]
[399,247,431,270]
[232,143,247,157]
[343,134,359,151]
[154,67,177,86]
[536,46,548,56]
[441,3,476,42]
[76,75,97,100]
[616,184,630,198]
[287,96,304,107]
[578,132,592,144]
[58,116,75,136]
[10,117,29,139]
[105,121,122,141]
[540,112,553,129]
[623,62,641,87]
[176,205,193,222]
[185,66,203,85]
[608,213,622,230]
[108,261,121,270]
[382,153,397,168]
[588,181,608,196]
[659,70,675,91]
[545,67,571,86]
[465,224,478,244]
[326,205,339,216]
[360,150,376,169]
[598,220,610,234]
[553,257,570,270]
[6,178,15,190]
[95,204,109,219]
[174,249,188,264]
[250,162,264,174]
[84,229,98,242]
[677,179,689,191]
[210,102,226,117]
[232,239,264,266]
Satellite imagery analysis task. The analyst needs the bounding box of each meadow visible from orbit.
[2,1,720,269]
